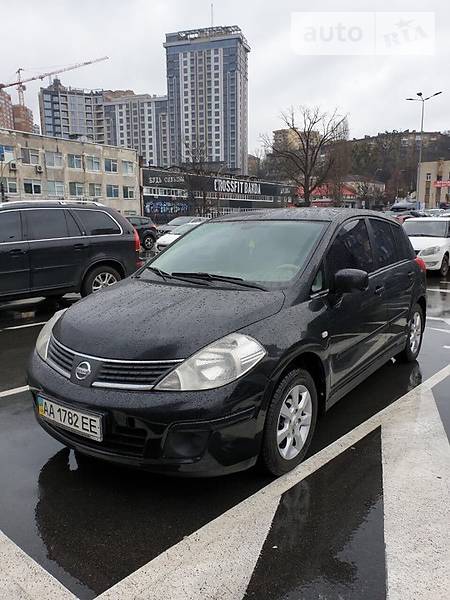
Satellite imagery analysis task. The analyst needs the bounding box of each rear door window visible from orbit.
[74,210,121,236]
[369,219,398,268]
[391,223,414,260]
[26,209,68,240]
[65,211,82,237]
[326,219,374,277]
[0,211,22,243]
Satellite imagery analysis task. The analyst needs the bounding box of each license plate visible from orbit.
[37,396,103,442]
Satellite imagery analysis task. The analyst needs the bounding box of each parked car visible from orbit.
[403,217,450,276]
[0,200,141,301]
[28,209,426,477]
[157,216,209,237]
[156,221,204,252]
[126,215,157,251]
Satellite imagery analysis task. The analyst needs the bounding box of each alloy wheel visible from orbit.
[276,384,312,460]
[92,272,118,292]
[409,311,422,354]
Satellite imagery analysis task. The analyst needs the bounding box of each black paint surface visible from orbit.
[245,429,386,600]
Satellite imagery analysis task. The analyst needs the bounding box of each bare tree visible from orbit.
[263,106,348,205]
[176,138,214,216]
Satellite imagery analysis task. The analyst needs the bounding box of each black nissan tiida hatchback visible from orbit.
[28,209,427,477]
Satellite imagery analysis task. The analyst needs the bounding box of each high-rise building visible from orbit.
[0,90,14,129]
[164,26,250,174]
[39,79,105,143]
[103,92,169,166]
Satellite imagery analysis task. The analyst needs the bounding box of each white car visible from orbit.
[403,217,450,276]
[156,221,204,252]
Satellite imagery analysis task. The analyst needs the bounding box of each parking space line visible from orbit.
[0,321,47,333]
[427,288,450,293]
[428,327,450,334]
[0,385,30,399]
[97,364,450,600]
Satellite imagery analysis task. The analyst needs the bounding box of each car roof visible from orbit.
[0,200,108,210]
[212,207,396,224]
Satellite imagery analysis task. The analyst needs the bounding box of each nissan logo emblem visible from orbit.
[75,361,91,380]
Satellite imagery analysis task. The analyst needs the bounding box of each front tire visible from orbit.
[261,368,318,477]
[81,265,121,297]
[396,303,424,363]
[440,254,449,277]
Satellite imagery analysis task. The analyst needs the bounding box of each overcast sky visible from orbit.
[2,0,449,152]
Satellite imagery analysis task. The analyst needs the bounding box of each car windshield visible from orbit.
[403,220,448,238]
[145,220,326,286]
[167,217,191,226]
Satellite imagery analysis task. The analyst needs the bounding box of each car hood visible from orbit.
[408,236,447,251]
[158,233,179,245]
[53,278,285,360]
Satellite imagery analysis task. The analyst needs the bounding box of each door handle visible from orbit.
[8,248,27,256]
[73,243,86,251]
[407,271,414,278]
[374,285,385,296]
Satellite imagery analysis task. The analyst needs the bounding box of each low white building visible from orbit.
[0,129,141,215]
[419,159,450,208]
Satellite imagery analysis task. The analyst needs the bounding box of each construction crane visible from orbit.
[0,56,109,106]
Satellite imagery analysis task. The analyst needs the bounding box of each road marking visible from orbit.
[0,385,29,398]
[427,288,450,293]
[383,389,450,600]
[97,364,450,600]
[0,321,47,332]
[444,346,450,350]
[428,327,450,334]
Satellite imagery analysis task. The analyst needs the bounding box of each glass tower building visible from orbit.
[164,26,250,174]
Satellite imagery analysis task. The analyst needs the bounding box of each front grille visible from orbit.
[94,362,177,389]
[47,337,74,377]
[47,336,182,390]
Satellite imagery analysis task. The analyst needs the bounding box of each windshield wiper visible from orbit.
[171,272,267,291]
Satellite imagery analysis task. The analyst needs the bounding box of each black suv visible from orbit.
[28,209,426,477]
[127,215,157,251]
[0,201,141,301]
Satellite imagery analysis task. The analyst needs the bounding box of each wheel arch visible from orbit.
[81,259,126,285]
[270,350,328,416]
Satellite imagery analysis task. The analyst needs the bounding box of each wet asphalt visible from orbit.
[0,276,449,599]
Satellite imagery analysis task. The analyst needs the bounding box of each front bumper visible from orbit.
[28,351,266,476]
[415,252,443,270]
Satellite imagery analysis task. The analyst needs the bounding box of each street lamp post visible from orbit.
[406,91,443,208]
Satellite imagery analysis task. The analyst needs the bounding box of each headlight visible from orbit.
[420,246,441,256]
[35,309,67,361]
[155,333,266,391]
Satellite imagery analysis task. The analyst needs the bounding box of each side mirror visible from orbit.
[332,268,369,294]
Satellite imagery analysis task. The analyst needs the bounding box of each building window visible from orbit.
[88,183,102,197]
[45,151,63,168]
[6,178,17,194]
[123,186,135,199]
[21,148,40,165]
[69,182,84,197]
[68,154,83,169]
[86,155,101,171]
[47,180,65,196]
[24,179,41,195]
[122,160,134,175]
[426,172,432,181]
[105,158,118,173]
[0,145,15,162]
[106,184,119,198]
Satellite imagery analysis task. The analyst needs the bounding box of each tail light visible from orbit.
[133,228,140,252]
[415,256,427,272]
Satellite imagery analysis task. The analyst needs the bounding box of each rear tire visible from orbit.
[261,368,318,477]
[396,303,424,363]
[143,234,156,251]
[81,265,121,297]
